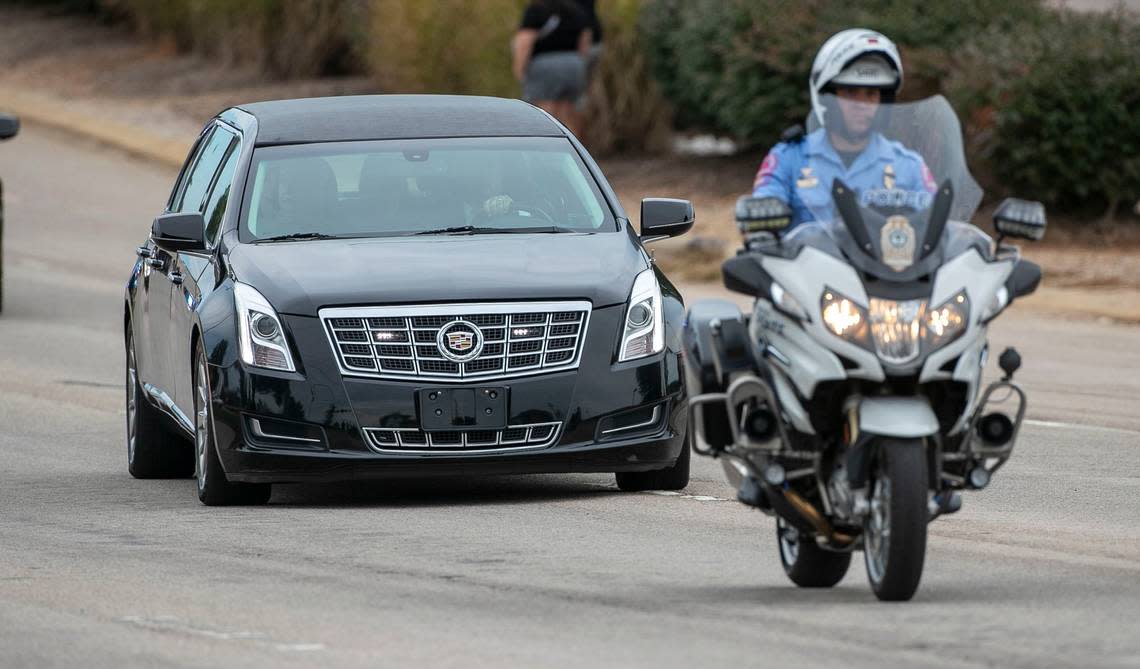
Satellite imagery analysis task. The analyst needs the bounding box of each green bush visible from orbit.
[948,9,1140,218]
[581,0,673,154]
[366,0,526,97]
[96,0,366,77]
[640,0,1047,146]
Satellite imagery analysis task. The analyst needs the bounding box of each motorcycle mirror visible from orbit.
[735,196,792,235]
[993,198,1046,242]
[0,113,19,140]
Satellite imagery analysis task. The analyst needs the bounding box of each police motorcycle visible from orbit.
[0,112,20,314]
[683,95,1046,601]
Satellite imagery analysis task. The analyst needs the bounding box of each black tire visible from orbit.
[776,516,852,588]
[126,330,193,479]
[193,346,271,506]
[864,439,928,601]
[615,430,691,492]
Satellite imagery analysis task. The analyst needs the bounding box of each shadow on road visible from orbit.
[268,473,622,508]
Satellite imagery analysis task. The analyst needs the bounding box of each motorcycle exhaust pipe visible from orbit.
[777,488,855,547]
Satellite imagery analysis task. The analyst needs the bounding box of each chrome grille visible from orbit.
[363,422,562,452]
[320,301,591,382]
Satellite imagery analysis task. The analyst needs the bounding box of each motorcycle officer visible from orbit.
[751,29,937,229]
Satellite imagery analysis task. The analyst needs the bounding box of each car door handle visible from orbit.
[146,258,164,269]
[136,246,153,259]
[170,272,183,286]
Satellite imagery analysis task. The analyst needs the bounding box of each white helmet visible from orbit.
[809,29,903,128]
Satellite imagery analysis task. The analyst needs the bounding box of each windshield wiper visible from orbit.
[256,232,339,243]
[413,225,483,236]
[413,225,579,236]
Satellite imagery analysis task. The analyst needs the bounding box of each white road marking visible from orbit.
[1025,418,1140,436]
[644,490,731,502]
[117,616,326,653]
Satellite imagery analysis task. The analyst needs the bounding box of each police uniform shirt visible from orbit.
[752,128,938,229]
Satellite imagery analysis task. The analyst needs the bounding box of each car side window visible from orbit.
[175,126,233,214]
[167,128,212,211]
[202,137,241,246]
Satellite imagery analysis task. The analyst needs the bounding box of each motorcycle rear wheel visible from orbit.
[863,438,928,601]
[776,517,851,588]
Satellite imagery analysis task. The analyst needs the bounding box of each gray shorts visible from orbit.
[523,51,587,102]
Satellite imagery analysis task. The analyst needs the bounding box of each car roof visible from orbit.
[233,95,566,146]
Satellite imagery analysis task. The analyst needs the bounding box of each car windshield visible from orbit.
[795,95,984,277]
[241,137,615,241]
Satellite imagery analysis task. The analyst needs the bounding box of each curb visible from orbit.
[0,86,188,168]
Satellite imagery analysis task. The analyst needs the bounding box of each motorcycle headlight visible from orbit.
[619,268,665,362]
[234,282,297,372]
[925,291,970,349]
[869,298,925,365]
[821,289,870,348]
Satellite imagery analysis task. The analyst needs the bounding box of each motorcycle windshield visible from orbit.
[801,95,983,281]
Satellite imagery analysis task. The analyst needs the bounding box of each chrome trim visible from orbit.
[362,421,562,454]
[320,301,592,383]
[142,382,194,436]
[249,418,322,444]
[600,406,661,435]
[765,344,791,368]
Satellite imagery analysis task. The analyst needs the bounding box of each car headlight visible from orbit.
[820,289,870,348]
[619,268,665,362]
[234,282,297,372]
[925,291,969,349]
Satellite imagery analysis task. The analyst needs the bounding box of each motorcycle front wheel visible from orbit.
[777,517,851,588]
[863,438,928,601]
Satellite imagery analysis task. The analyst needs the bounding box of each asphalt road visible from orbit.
[1,125,1139,668]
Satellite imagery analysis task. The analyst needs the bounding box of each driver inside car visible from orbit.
[751,29,938,229]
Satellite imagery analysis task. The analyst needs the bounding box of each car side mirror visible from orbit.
[152,212,206,251]
[0,113,19,141]
[993,197,1046,242]
[735,196,792,235]
[640,198,694,242]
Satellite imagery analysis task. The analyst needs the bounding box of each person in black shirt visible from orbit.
[513,0,592,137]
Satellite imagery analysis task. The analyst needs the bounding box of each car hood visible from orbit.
[227,232,648,315]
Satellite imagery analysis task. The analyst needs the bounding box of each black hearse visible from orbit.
[124,95,695,505]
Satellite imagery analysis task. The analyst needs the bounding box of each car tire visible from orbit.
[614,430,691,492]
[126,331,193,479]
[193,346,271,506]
[776,516,851,588]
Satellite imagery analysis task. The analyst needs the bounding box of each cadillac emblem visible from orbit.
[437,320,485,362]
[880,215,916,272]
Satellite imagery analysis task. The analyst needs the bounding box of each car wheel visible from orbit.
[615,429,691,492]
[193,345,271,506]
[126,330,193,479]
[776,516,851,588]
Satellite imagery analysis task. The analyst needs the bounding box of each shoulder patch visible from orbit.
[921,163,938,193]
[754,151,779,188]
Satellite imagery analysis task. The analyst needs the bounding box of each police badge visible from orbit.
[880,215,915,272]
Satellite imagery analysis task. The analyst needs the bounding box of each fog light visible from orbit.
[977,413,1014,446]
[763,463,786,486]
[968,467,991,489]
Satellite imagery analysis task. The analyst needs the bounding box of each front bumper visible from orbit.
[207,305,687,483]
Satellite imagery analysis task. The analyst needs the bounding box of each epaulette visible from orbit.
[779,124,805,144]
